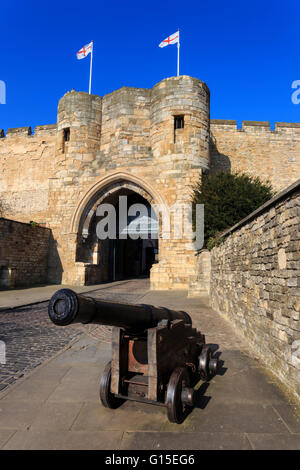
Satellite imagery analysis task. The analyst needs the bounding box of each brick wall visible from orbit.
[208,179,300,400]
[0,218,51,288]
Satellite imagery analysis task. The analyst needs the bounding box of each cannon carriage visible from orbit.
[48,288,218,423]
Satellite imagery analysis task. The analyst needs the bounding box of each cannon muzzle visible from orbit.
[48,288,192,332]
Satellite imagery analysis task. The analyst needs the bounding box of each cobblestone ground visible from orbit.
[0,285,147,392]
[0,303,83,391]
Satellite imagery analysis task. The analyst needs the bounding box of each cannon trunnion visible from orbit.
[48,289,218,424]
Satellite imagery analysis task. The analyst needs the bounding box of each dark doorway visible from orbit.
[77,188,159,283]
[109,238,156,281]
[108,191,158,281]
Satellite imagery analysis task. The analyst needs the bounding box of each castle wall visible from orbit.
[46,76,210,288]
[208,179,300,400]
[100,87,152,169]
[211,120,300,192]
[0,218,51,288]
[0,125,57,223]
[1,76,300,289]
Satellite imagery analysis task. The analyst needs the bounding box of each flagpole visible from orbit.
[177,30,180,77]
[89,41,93,94]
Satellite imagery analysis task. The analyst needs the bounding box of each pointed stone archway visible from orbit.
[71,171,168,236]
[69,172,169,286]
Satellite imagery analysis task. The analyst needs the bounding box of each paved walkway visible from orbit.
[0,280,131,310]
[0,280,148,391]
[0,279,299,450]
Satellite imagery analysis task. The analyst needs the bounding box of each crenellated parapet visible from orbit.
[6,126,32,137]
[34,124,57,136]
[211,119,300,134]
[52,77,211,197]
[0,124,56,139]
[210,119,300,191]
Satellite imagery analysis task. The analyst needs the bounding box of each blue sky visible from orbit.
[0,0,299,131]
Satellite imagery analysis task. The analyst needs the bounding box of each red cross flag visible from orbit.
[76,41,93,60]
[158,30,180,77]
[158,31,179,48]
[76,41,94,95]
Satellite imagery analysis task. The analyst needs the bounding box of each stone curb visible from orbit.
[0,280,131,312]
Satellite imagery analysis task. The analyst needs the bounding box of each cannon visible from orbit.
[48,288,219,424]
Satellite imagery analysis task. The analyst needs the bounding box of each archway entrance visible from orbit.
[76,186,159,283]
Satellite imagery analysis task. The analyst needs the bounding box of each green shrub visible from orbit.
[192,172,274,249]
[206,235,225,251]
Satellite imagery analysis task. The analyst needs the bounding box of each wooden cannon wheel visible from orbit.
[99,361,126,409]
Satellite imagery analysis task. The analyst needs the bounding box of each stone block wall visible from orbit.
[210,120,300,192]
[0,218,51,288]
[209,179,300,399]
[0,125,57,224]
[188,250,211,297]
[47,76,210,288]
[1,77,300,289]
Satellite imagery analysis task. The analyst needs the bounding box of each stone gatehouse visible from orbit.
[1,75,300,289]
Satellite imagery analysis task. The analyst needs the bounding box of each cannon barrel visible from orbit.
[48,288,192,332]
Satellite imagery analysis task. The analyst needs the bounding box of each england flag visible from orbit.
[158,31,179,48]
[76,42,93,60]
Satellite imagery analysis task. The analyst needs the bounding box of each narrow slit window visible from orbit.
[62,128,70,153]
[174,115,184,143]
[64,128,70,142]
[174,115,184,130]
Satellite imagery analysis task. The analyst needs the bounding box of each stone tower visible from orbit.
[148,76,210,288]
[56,90,102,165]
[46,75,211,288]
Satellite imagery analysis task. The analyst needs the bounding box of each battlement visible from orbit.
[210,119,237,126]
[104,85,151,98]
[152,75,210,97]
[275,122,300,129]
[0,124,57,139]
[34,124,57,135]
[210,118,300,192]
[6,126,32,136]
[1,77,300,198]
[3,119,299,138]
[101,86,151,114]
[210,119,300,133]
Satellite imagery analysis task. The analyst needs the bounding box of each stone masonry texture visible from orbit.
[210,120,300,192]
[209,180,300,400]
[0,76,210,289]
[0,218,50,288]
[0,76,300,289]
